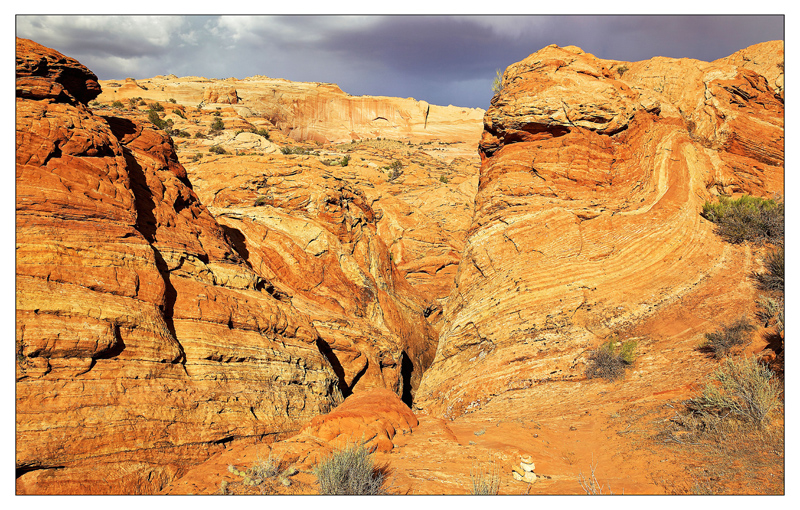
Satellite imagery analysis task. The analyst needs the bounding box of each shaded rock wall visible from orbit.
[414,42,784,418]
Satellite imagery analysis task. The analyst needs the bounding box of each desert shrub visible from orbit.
[149,101,164,112]
[210,118,225,132]
[111,100,125,109]
[701,317,755,359]
[701,195,784,245]
[585,338,637,382]
[685,355,779,426]
[138,99,147,106]
[170,129,191,138]
[754,247,784,293]
[439,175,449,184]
[194,131,207,139]
[491,68,504,95]
[250,454,281,480]
[469,463,499,495]
[174,109,186,119]
[756,296,784,333]
[280,146,317,156]
[169,98,176,103]
[340,155,350,167]
[209,145,228,155]
[577,458,616,495]
[250,127,270,139]
[616,64,629,77]
[254,196,269,207]
[147,109,168,130]
[313,443,386,495]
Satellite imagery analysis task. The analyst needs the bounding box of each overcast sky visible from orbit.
[15,14,784,109]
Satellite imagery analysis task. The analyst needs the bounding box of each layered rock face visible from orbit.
[185,153,441,404]
[414,42,784,417]
[15,38,344,494]
[97,75,484,144]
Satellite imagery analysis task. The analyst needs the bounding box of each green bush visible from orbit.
[210,118,225,132]
[169,98,177,103]
[686,356,779,426]
[174,109,186,119]
[279,146,317,156]
[111,100,125,109]
[147,109,168,130]
[254,196,269,207]
[313,443,386,495]
[250,127,270,139]
[209,145,228,155]
[702,317,755,359]
[585,338,637,382]
[701,195,784,245]
[439,175,449,184]
[149,101,164,112]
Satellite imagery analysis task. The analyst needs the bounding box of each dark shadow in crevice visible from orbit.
[348,359,368,393]
[124,148,157,244]
[124,145,185,364]
[315,337,352,398]
[221,224,250,265]
[94,324,126,359]
[400,351,414,408]
[16,465,65,479]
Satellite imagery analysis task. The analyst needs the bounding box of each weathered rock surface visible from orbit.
[15,37,343,494]
[178,148,446,403]
[414,42,784,418]
[97,74,484,144]
[161,388,417,494]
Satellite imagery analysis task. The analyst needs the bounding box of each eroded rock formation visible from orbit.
[15,37,344,494]
[97,74,484,144]
[414,42,784,418]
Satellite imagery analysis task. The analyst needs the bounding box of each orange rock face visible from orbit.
[414,42,784,418]
[15,37,343,494]
[184,153,441,402]
[17,35,784,496]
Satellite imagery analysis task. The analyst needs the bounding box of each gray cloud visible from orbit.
[16,15,784,109]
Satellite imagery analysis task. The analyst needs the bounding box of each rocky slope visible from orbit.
[15,38,341,494]
[16,35,783,495]
[414,42,784,417]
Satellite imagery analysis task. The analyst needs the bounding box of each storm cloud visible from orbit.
[16,15,784,109]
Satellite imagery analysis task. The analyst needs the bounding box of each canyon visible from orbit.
[16,37,784,495]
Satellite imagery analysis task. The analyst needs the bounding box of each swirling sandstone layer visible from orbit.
[15,38,343,494]
[184,152,441,403]
[414,42,784,417]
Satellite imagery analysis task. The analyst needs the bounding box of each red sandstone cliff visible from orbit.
[414,42,784,417]
[15,37,345,494]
